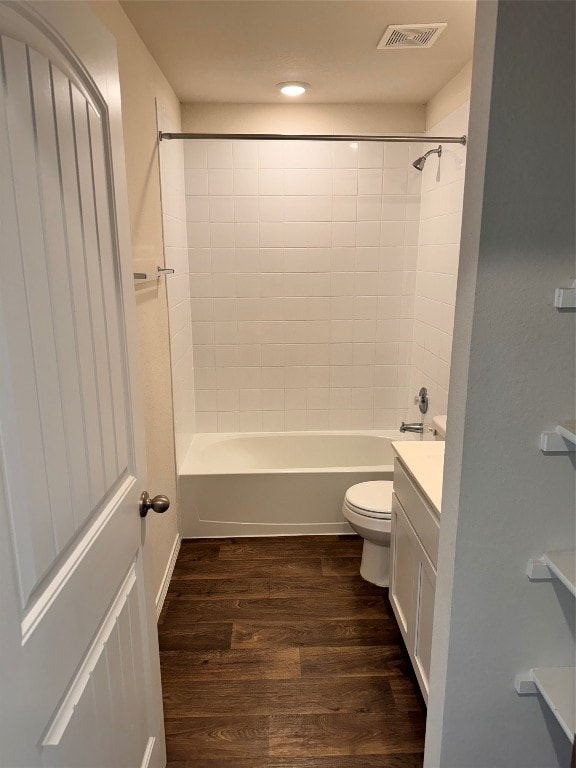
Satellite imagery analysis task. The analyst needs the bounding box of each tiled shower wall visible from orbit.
[158,103,195,465]
[406,101,470,424]
[184,139,422,432]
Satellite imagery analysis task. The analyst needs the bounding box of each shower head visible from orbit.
[412,144,442,171]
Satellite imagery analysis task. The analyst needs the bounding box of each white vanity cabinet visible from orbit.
[390,444,443,704]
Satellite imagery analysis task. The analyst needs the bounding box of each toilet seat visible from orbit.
[343,481,393,520]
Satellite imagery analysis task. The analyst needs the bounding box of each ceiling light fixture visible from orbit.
[277,81,309,97]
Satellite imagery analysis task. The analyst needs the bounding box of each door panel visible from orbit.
[0,4,165,766]
[414,557,436,698]
[0,32,134,599]
[390,494,417,645]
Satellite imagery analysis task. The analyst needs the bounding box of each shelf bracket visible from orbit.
[526,557,554,581]
[540,429,576,454]
[515,673,538,695]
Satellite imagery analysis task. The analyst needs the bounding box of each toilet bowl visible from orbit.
[342,480,393,587]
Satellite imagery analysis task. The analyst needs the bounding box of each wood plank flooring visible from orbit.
[160,535,426,767]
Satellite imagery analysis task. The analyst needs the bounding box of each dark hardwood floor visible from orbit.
[159,535,426,767]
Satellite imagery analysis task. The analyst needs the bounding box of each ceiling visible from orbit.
[121,0,476,104]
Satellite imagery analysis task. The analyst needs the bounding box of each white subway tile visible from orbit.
[384,143,409,169]
[196,412,218,432]
[212,273,236,297]
[329,409,352,429]
[307,169,333,195]
[192,320,214,344]
[285,388,307,409]
[283,223,308,248]
[187,222,210,248]
[189,248,211,273]
[234,197,259,222]
[210,223,235,247]
[217,389,239,410]
[283,196,308,221]
[261,367,284,387]
[209,197,234,222]
[191,297,214,321]
[213,297,237,321]
[358,169,383,194]
[235,223,260,248]
[382,168,408,195]
[208,169,233,195]
[308,366,330,387]
[186,195,209,222]
[235,248,260,272]
[215,345,239,367]
[284,169,309,196]
[207,142,233,168]
[193,344,215,368]
[184,142,207,169]
[333,143,359,169]
[214,321,238,344]
[258,169,285,196]
[259,222,284,248]
[285,410,307,431]
[307,410,330,430]
[262,388,284,410]
[196,390,217,412]
[332,196,357,221]
[262,411,285,430]
[285,366,308,388]
[307,222,332,248]
[333,169,358,194]
[233,141,258,168]
[259,196,284,222]
[358,142,383,169]
[307,388,330,409]
[332,222,356,247]
[216,365,239,390]
[218,411,240,432]
[234,169,259,196]
[239,411,263,432]
[185,169,209,195]
[356,221,380,246]
[237,366,262,389]
[306,195,331,221]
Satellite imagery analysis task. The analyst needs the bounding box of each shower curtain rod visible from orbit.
[159,131,467,145]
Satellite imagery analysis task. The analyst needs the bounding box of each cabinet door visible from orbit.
[390,494,418,649]
[413,552,437,703]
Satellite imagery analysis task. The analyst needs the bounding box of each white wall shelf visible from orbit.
[527,550,576,597]
[540,421,576,453]
[515,668,575,742]
[554,281,576,309]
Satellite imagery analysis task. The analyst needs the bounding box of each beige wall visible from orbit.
[426,60,472,130]
[90,1,180,605]
[181,102,425,134]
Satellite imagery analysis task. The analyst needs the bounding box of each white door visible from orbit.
[0,3,166,767]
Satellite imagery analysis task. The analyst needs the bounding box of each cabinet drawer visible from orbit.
[394,458,439,568]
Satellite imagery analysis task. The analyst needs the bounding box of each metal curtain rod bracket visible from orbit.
[158,131,467,145]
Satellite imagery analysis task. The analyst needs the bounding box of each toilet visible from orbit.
[343,414,447,586]
[342,480,393,587]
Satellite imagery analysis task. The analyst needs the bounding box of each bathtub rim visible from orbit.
[180,429,415,476]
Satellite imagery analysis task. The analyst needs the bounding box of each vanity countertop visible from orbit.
[391,440,445,515]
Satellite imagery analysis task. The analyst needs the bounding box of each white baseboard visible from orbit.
[155,533,181,622]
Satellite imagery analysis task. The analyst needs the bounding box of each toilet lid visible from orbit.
[345,481,393,515]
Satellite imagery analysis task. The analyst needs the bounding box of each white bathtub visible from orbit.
[179,430,413,537]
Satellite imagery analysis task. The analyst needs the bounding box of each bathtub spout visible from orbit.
[400,422,424,434]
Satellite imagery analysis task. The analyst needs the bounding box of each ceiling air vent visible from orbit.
[377,23,447,50]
